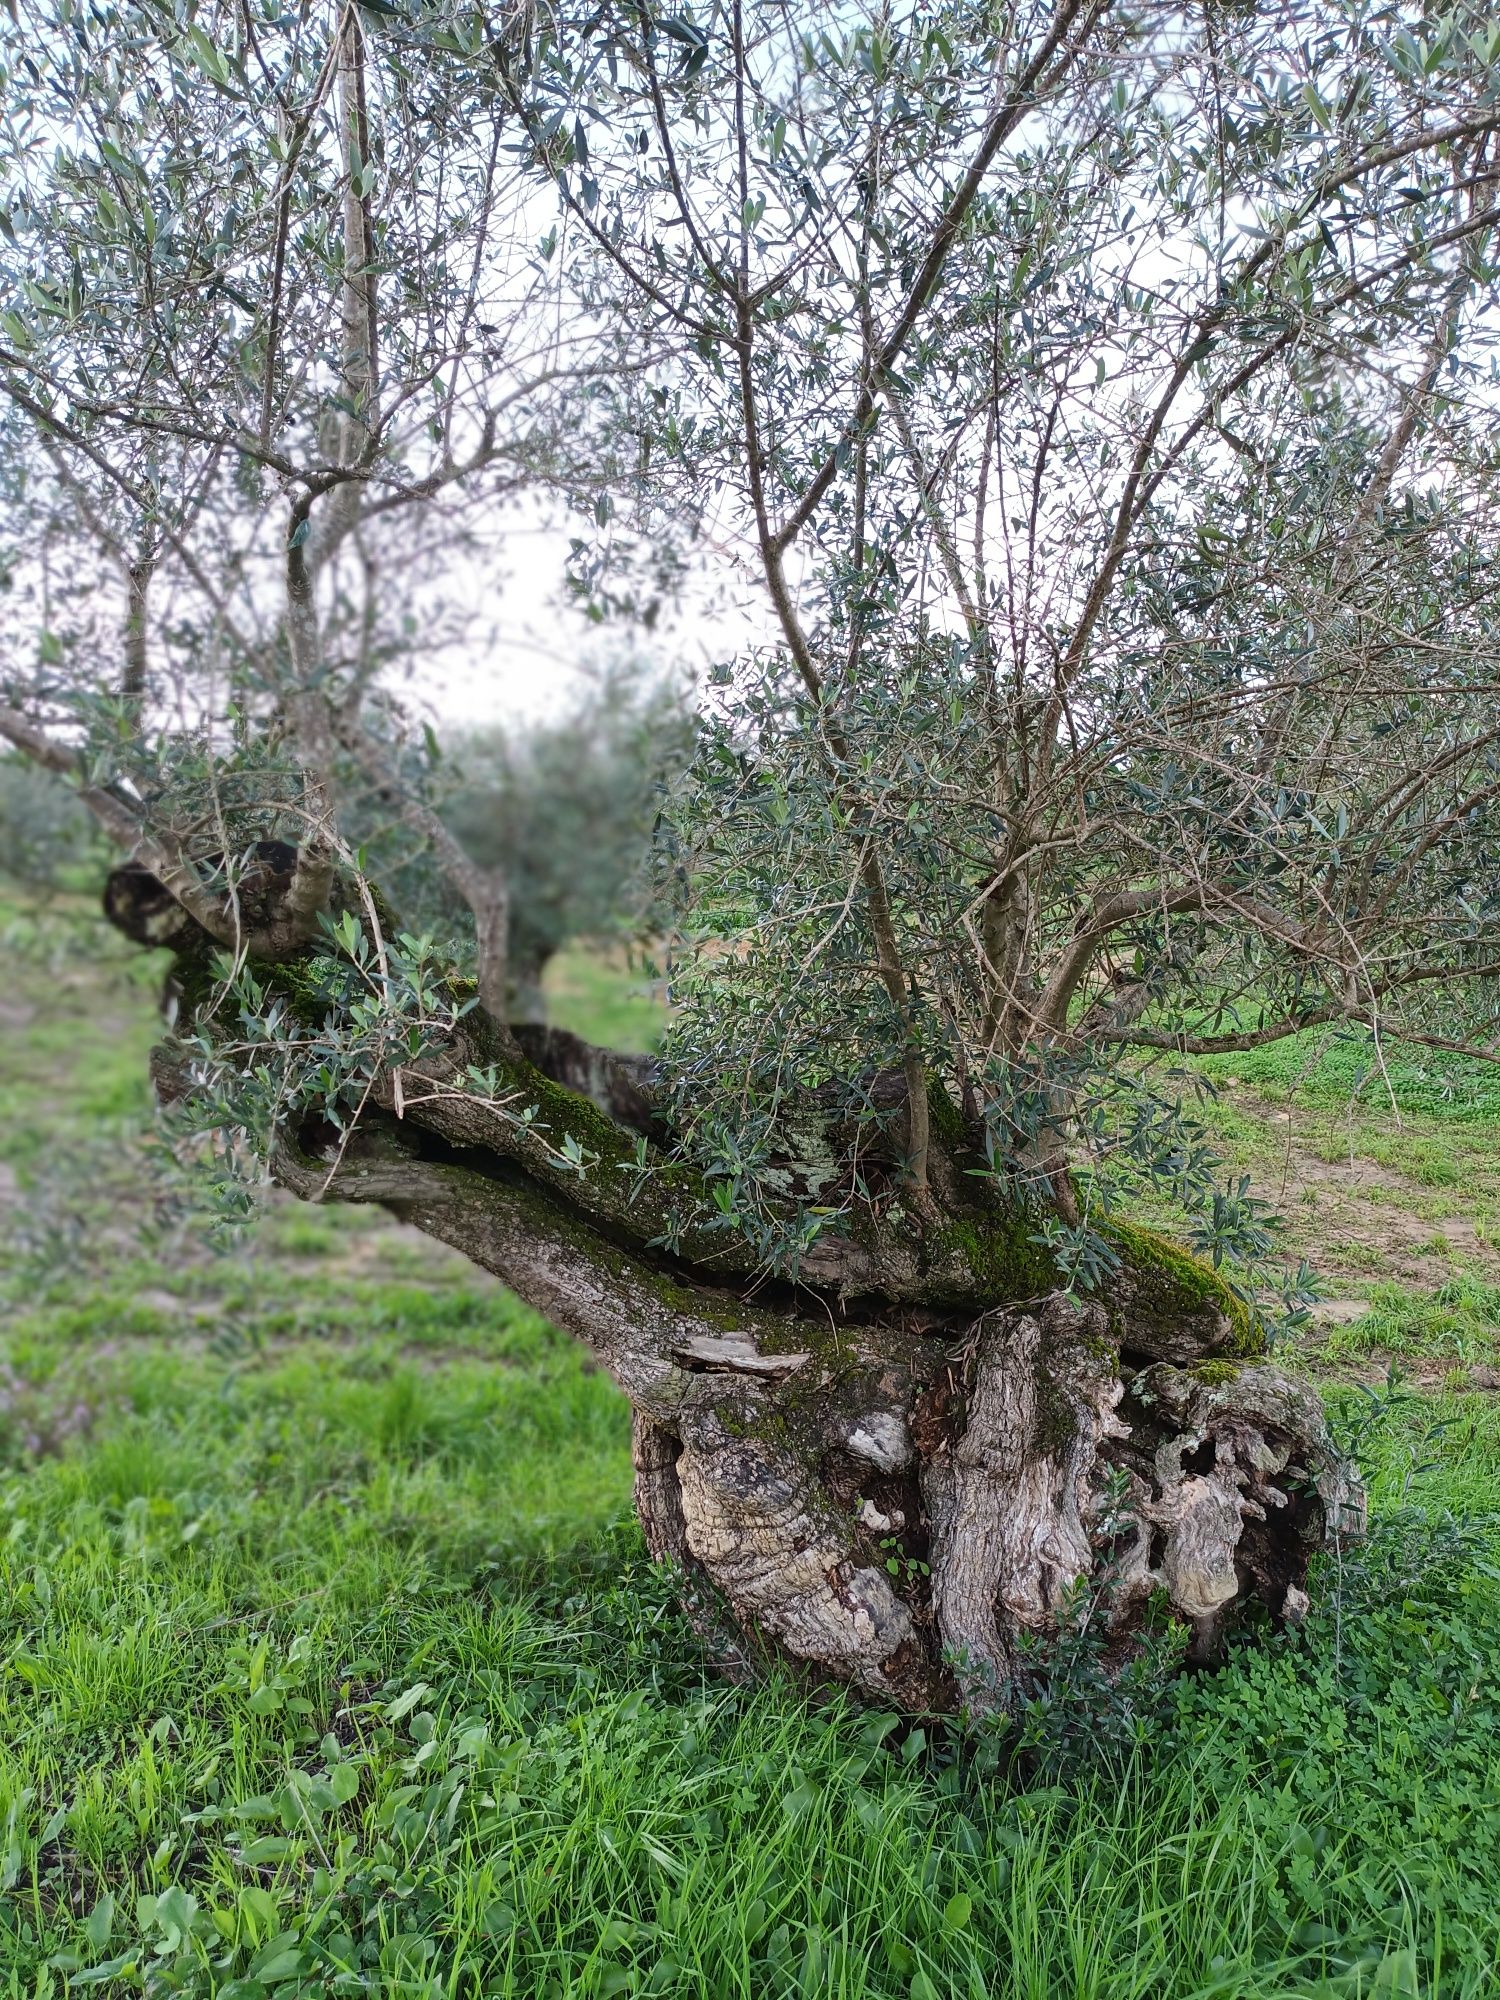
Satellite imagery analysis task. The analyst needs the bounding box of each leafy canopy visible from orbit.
[2,0,1499,1301]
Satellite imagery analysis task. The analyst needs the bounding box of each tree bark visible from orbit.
[115,865,1365,1723]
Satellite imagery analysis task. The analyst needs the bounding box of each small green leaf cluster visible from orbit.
[163,923,480,1196]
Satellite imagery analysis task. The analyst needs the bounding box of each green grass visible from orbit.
[3,889,1500,1996]
[1194,1027,1500,1125]
[4,1330,1498,1998]
[543,944,666,1053]
[1320,1277,1500,1367]
[0,958,163,1165]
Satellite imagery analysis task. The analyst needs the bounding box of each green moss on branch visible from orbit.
[1102,1220,1264,1358]
[933,1213,1059,1304]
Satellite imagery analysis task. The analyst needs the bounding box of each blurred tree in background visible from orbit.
[0,755,105,893]
[438,659,692,1019]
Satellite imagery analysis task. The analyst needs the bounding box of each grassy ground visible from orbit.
[543,945,666,1056]
[1187,1032,1500,1303]
[2,897,1499,1998]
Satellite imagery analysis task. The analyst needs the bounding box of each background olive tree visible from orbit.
[4,0,1498,1720]
[0,755,101,891]
[436,658,693,1019]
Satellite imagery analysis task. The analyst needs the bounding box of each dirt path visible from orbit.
[1230,1101,1500,1293]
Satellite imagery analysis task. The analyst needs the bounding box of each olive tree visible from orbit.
[437,659,693,1020]
[4,0,1498,1719]
[0,754,102,890]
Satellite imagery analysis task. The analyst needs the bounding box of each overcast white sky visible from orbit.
[410,504,769,729]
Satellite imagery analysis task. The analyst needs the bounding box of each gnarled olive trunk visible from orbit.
[117,874,1364,1721]
[286,1124,1360,1714]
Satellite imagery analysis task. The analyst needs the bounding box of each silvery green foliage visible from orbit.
[513,0,1500,1285]
[0,0,669,808]
[1,0,1499,1313]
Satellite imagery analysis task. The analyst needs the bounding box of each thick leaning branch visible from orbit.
[304,1002,1258,1357]
[105,834,1274,1355]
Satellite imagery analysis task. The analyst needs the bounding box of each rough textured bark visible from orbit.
[117,862,1364,1724]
